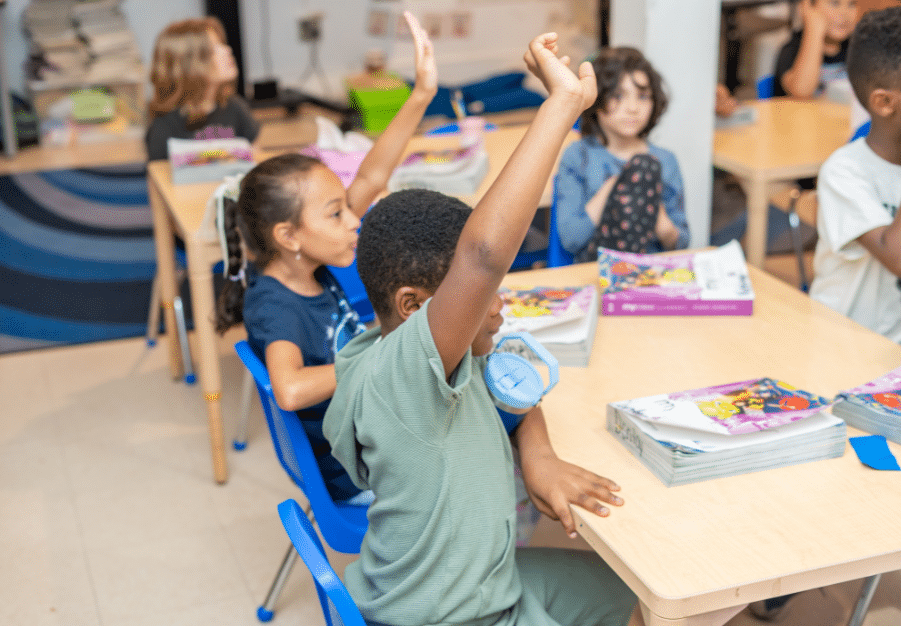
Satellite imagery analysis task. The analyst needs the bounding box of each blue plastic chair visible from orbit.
[756,74,775,100]
[327,260,375,324]
[278,498,366,626]
[850,119,871,142]
[234,340,369,621]
[547,176,574,268]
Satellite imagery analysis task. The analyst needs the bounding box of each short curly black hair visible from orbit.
[356,188,471,321]
[847,6,901,114]
[579,46,668,144]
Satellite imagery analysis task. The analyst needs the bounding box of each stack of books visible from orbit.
[168,138,255,185]
[607,378,846,486]
[71,0,143,84]
[387,144,489,196]
[597,240,754,316]
[23,0,86,85]
[832,366,901,445]
[493,284,598,367]
[23,0,143,86]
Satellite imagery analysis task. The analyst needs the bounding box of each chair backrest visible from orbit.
[278,499,366,626]
[234,341,368,553]
[327,261,375,324]
[547,176,574,268]
[756,74,775,100]
[850,119,871,142]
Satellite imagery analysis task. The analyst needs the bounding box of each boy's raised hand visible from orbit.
[523,33,596,113]
[404,11,438,95]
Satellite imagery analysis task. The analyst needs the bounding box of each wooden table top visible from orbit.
[712,98,851,180]
[502,262,901,620]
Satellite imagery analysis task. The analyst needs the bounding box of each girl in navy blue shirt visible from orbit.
[215,12,438,502]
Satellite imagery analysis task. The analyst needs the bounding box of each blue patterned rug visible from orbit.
[0,164,157,354]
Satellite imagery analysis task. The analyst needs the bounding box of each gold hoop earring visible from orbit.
[295,251,301,261]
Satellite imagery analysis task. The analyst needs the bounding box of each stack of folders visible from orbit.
[168,138,255,185]
[387,143,489,196]
[832,366,901,445]
[607,378,846,487]
[493,284,598,367]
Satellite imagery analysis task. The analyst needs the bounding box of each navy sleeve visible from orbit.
[230,96,261,144]
[773,31,802,98]
[145,113,181,161]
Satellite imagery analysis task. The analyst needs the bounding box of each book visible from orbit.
[597,239,754,316]
[168,138,255,185]
[493,284,598,367]
[832,366,901,445]
[387,143,489,196]
[607,378,846,486]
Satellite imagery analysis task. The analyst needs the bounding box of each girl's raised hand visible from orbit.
[404,11,438,95]
[523,32,596,112]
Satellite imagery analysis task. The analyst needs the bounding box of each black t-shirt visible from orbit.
[243,266,365,502]
[773,30,849,98]
[144,95,261,161]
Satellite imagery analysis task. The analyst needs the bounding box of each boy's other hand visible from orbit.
[523,32,597,113]
[520,450,624,539]
[405,11,438,95]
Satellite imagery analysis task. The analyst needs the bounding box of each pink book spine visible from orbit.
[601,294,753,316]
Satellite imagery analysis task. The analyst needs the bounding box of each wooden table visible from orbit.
[149,123,576,483]
[712,98,850,268]
[502,262,901,626]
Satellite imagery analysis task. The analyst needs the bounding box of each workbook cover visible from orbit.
[611,377,833,436]
[597,239,754,316]
[387,143,489,196]
[833,366,901,445]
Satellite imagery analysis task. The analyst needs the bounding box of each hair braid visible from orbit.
[215,197,247,333]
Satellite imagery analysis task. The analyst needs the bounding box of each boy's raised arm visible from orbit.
[429,34,596,377]
[347,11,438,217]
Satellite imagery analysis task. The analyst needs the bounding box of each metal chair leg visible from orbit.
[785,187,809,292]
[146,274,161,347]
[233,370,255,450]
[256,501,314,622]
[172,297,196,385]
[846,573,881,626]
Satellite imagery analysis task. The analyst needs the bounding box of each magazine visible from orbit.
[607,378,845,486]
[597,240,754,316]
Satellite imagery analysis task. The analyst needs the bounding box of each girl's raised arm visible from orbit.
[428,34,596,377]
[346,12,438,216]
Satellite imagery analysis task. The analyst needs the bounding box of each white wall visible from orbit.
[610,0,721,248]
[2,0,570,99]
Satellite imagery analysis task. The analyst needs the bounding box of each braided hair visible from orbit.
[215,153,323,334]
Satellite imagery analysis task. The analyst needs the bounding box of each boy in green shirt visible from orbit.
[324,30,641,626]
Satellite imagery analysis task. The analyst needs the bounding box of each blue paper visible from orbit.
[849,435,901,471]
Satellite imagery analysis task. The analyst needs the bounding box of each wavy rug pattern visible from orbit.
[0,164,158,354]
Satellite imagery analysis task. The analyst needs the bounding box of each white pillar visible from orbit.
[610,0,721,247]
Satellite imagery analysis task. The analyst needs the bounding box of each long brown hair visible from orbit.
[215,154,324,334]
[578,47,668,145]
[148,17,235,122]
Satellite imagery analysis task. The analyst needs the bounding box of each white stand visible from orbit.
[0,0,17,158]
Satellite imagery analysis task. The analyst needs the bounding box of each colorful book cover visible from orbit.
[611,377,833,436]
[836,366,901,417]
[597,240,754,316]
[496,284,596,335]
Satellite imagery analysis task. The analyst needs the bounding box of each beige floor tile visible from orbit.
[87,526,245,624]
[113,597,275,626]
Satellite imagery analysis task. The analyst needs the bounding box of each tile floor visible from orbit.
[2,329,899,626]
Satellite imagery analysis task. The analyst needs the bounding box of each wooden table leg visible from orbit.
[147,176,184,380]
[184,239,228,484]
[741,174,769,268]
[639,602,747,626]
